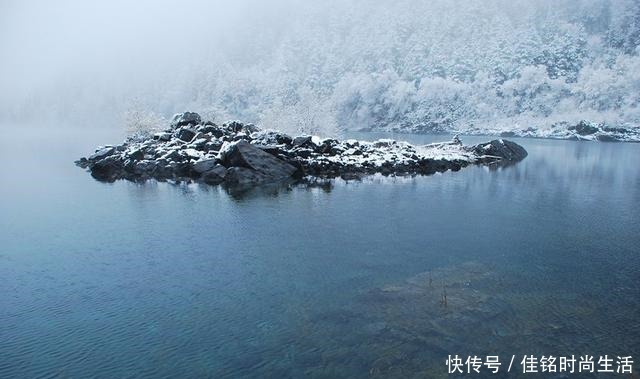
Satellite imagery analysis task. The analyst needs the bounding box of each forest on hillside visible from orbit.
[3,0,639,137]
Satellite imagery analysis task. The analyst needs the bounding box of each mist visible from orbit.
[0,0,291,124]
[1,0,639,135]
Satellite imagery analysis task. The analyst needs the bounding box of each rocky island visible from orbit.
[76,112,527,186]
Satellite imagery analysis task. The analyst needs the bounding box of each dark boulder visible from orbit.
[176,128,196,142]
[316,138,338,154]
[89,147,115,161]
[250,130,293,146]
[75,157,89,168]
[132,160,157,176]
[228,123,259,134]
[224,121,245,133]
[199,125,225,138]
[219,141,298,181]
[192,158,218,174]
[224,167,269,185]
[293,136,312,147]
[128,148,144,161]
[170,112,201,128]
[169,162,195,179]
[257,145,284,157]
[161,149,183,163]
[90,156,123,182]
[468,139,528,162]
[204,140,223,152]
[201,165,227,184]
[293,148,313,158]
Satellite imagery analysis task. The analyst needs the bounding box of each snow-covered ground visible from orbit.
[464,123,640,143]
[373,119,640,143]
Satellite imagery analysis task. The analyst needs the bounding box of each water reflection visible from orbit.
[1,128,639,379]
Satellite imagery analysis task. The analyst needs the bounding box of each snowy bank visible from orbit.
[76,112,527,186]
[464,120,640,143]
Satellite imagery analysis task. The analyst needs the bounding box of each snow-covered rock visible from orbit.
[76,112,528,185]
[218,140,299,181]
[170,112,201,128]
[175,127,196,142]
[467,139,528,162]
[88,147,115,161]
[192,158,218,174]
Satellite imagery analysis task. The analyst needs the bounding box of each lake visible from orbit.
[1,127,639,378]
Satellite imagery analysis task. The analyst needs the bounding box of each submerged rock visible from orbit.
[76,112,528,187]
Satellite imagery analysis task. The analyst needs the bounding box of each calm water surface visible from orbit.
[0,127,639,378]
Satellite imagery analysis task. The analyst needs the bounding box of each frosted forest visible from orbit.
[2,0,640,139]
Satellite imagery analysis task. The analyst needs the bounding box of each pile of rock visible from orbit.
[76,112,527,185]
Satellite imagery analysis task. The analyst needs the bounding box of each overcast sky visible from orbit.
[0,0,293,111]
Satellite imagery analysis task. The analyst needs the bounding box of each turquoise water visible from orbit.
[1,128,639,378]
